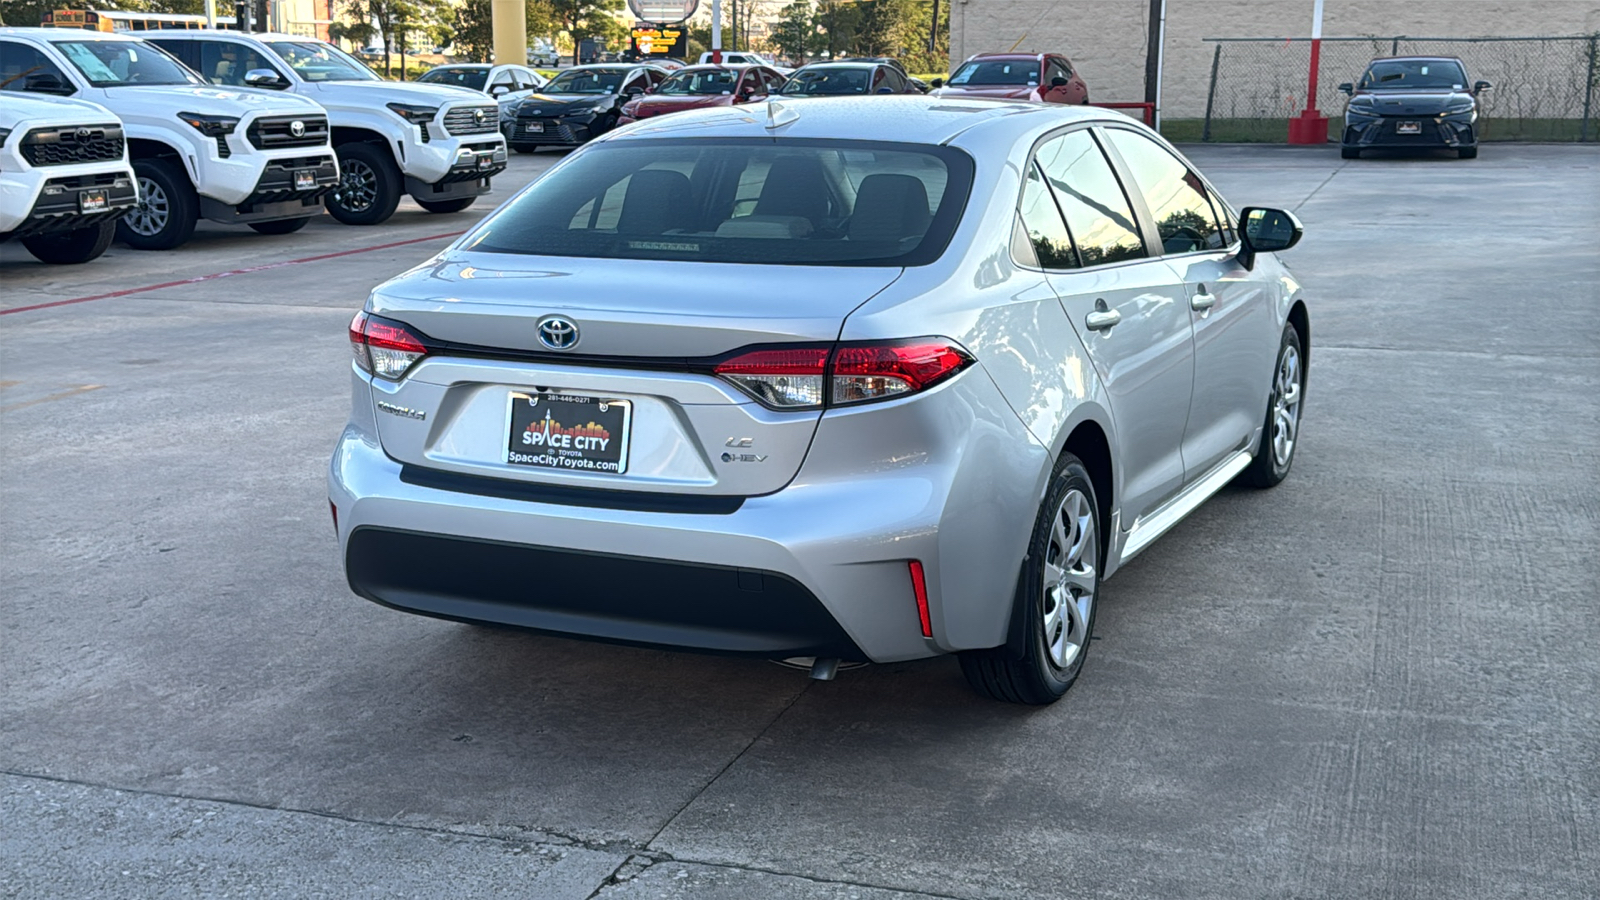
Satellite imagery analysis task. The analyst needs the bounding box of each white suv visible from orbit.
[0,28,337,249]
[0,93,136,264]
[145,32,508,225]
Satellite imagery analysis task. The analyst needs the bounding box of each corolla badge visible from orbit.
[537,315,580,350]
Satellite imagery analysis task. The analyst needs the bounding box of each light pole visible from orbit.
[711,0,722,63]
[492,0,527,69]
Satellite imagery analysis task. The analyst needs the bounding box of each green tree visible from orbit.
[549,0,623,65]
[769,0,815,66]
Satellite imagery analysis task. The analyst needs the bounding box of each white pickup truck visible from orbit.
[0,28,338,249]
[0,92,136,264]
[145,32,507,226]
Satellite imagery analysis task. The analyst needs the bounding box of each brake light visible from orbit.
[348,310,428,380]
[714,339,972,410]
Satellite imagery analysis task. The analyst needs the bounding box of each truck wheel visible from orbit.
[248,217,311,235]
[118,158,199,250]
[327,143,402,226]
[20,220,116,264]
[415,197,476,214]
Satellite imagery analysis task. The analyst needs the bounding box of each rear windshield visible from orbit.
[465,138,973,267]
[1359,60,1468,91]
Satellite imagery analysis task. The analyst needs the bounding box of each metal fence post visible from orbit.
[1203,43,1222,142]
[1583,35,1598,142]
[1391,37,1400,55]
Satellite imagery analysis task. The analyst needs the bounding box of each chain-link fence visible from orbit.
[1193,35,1599,143]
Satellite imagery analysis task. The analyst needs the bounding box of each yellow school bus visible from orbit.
[41,9,236,32]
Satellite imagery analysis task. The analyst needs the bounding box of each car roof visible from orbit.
[793,62,879,71]
[610,95,1116,146]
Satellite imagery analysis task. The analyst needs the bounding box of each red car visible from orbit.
[618,64,788,124]
[932,53,1089,105]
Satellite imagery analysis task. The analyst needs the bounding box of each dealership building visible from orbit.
[949,0,1600,121]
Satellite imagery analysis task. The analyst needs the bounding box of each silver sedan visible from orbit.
[329,97,1309,704]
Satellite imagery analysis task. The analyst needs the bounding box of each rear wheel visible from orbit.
[1241,323,1305,488]
[118,158,198,250]
[248,216,311,235]
[326,142,402,226]
[960,453,1100,705]
[1458,146,1479,159]
[19,220,115,264]
[415,197,476,214]
[1340,146,1361,159]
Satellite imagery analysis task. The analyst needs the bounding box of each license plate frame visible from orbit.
[293,168,318,190]
[505,391,632,475]
[477,153,495,171]
[78,189,108,213]
[1396,120,1422,135]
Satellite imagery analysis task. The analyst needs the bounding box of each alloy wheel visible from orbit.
[335,158,377,212]
[1271,344,1303,468]
[1040,488,1096,670]
[125,176,169,237]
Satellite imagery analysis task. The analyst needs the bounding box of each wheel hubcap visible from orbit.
[125,176,169,236]
[1271,344,1303,468]
[1041,488,1096,670]
[334,159,377,212]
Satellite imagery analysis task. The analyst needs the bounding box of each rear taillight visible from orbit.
[714,339,973,410]
[348,311,428,380]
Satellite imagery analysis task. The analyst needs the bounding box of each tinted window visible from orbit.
[0,41,73,92]
[1034,131,1146,266]
[198,41,284,87]
[781,67,870,95]
[465,139,972,267]
[1359,59,1468,91]
[1017,163,1076,269]
[418,67,490,91]
[1103,128,1225,254]
[548,68,626,93]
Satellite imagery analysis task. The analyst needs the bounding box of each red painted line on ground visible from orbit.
[1,230,465,317]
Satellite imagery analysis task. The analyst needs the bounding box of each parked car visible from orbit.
[577,38,604,65]
[0,93,136,264]
[776,61,919,97]
[416,63,548,100]
[527,40,559,68]
[617,63,786,124]
[330,97,1310,705]
[1338,56,1488,159]
[504,64,667,149]
[144,31,507,224]
[0,28,336,249]
[932,52,1089,105]
[696,50,790,74]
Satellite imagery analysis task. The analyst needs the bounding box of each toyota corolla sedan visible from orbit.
[331,97,1309,704]
[931,52,1090,105]
[1339,56,1490,159]
[617,64,786,125]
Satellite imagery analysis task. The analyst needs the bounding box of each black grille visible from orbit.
[245,115,330,149]
[19,123,124,166]
[443,105,498,135]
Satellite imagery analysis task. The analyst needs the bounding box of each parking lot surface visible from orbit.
[2,145,1597,899]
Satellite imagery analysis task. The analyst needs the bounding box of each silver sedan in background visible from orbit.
[330,97,1309,704]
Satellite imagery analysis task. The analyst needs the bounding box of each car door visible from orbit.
[1099,126,1277,480]
[1029,128,1196,522]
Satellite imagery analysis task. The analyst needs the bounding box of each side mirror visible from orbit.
[1237,207,1303,270]
[1338,82,1354,95]
[489,83,509,95]
[1050,76,1068,88]
[26,73,75,96]
[244,68,282,87]
[1474,80,1492,94]
[930,77,943,88]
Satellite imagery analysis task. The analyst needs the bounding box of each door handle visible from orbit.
[1085,299,1120,332]
[1190,284,1216,311]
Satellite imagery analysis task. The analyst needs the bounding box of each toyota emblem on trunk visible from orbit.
[537,316,580,350]
[289,120,306,137]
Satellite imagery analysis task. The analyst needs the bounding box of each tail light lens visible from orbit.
[348,311,428,380]
[714,339,972,410]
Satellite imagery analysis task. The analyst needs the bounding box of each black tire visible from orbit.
[1241,323,1306,489]
[117,158,198,250]
[326,142,402,226]
[415,197,476,214]
[1340,146,1361,160]
[19,220,116,264]
[593,113,617,138]
[248,216,311,235]
[960,453,1101,705]
[1458,146,1479,159]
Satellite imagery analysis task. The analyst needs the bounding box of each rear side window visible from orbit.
[465,138,973,267]
[1033,131,1146,266]
[1017,164,1077,269]
[1102,128,1226,254]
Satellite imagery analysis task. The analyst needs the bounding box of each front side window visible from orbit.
[200,42,284,87]
[1017,163,1077,269]
[463,139,972,267]
[547,68,626,93]
[948,60,1038,87]
[1359,59,1468,91]
[0,41,74,93]
[51,39,201,87]
[418,67,489,91]
[1102,128,1225,254]
[1034,131,1146,266]
[264,40,379,82]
